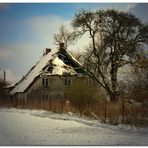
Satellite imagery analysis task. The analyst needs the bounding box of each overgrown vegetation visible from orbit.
[1,9,148,127]
[66,79,99,115]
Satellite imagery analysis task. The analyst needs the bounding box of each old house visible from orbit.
[10,43,95,101]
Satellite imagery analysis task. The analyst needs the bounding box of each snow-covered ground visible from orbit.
[0,108,148,146]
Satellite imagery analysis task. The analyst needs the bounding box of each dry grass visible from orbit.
[0,97,148,127]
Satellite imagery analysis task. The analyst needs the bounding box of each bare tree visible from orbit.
[54,25,76,49]
[72,9,148,101]
[130,55,148,102]
[69,50,83,62]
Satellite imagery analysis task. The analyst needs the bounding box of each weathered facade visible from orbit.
[10,44,95,100]
[27,75,92,100]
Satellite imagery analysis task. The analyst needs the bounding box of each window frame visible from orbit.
[42,78,48,87]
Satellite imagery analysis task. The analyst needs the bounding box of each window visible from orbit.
[42,94,48,101]
[42,94,44,99]
[46,94,48,100]
[42,78,48,87]
[46,79,48,86]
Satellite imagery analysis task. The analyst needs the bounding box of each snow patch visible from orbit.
[0,108,148,145]
[51,57,76,75]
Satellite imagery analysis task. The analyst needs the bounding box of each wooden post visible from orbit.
[61,99,63,112]
[130,103,133,123]
[31,98,33,109]
[49,96,51,111]
[40,99,42,109]
[74,106,76,113]
[22,99,24,109]
[104,100,107,123]
[122,100,125,123]
[16,98,18,108]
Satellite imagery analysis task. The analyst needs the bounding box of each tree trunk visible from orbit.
[109,91,117,102]
[110,58,118,101]
[104,83,117,102]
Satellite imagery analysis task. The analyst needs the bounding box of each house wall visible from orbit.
[27,75,66,100]
[14,92,27,100]
[15,75,97,100]
[26,75,90,99]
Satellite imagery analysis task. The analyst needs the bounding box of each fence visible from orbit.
[0,97,74,113]
[0,97,148,126]
[90,100,148,126]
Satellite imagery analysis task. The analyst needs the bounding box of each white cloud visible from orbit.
[69,32,91,53]
[25,14,91,51]
[0,48,14,60]
[25,14,71,44]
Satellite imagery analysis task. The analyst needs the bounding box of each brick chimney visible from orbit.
[45,48,51,55]
[59,43,65,49]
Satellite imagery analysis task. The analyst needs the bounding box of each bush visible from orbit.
[67,79,97,115]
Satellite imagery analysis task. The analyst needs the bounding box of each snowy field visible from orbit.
[0,108,148,146]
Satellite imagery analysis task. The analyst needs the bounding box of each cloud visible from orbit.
[25,13,91,51]
[69,32,91,53]
[0,42,46,76]
[25,14,71,43]
[0,48,14,60]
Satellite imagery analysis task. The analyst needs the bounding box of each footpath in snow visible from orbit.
[0,108,148,146]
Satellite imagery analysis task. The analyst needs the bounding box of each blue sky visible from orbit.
[0,3,147,83]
